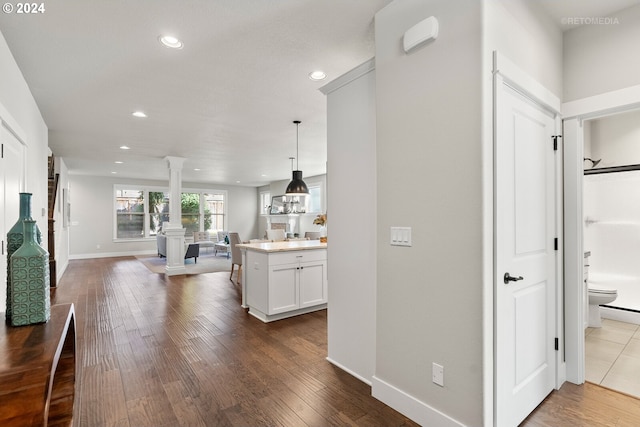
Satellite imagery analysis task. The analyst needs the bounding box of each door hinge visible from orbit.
[554,337,559,351]
[1,143,3,158]
[554,238,558,251]
[551,135,561,151]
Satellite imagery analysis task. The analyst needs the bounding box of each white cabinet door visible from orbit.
[269,264,298,314]
[299,261,327,308]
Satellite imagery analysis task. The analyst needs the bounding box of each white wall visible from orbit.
[564,4,640,102]
[584,171,640,311]
[53,157,70,281]
[373,1,483,425]
[323,60,377,384]
[0,30,48,313]
[583,110,640,312]
[484,0,563,97]
[68,174,258,258]
[589,110,640,167]
[0,31,49,240]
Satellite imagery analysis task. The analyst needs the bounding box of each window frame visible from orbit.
[113,185,228,242]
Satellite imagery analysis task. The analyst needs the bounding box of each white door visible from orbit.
[0,123,25,314]
[495,80,558,426]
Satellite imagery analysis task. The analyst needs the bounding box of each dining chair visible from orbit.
[228,232,242,283]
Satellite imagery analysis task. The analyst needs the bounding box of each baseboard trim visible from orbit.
[371,376,465,427]
[56,259,69,282]
[70,250,156,260]
[165,265,187,276]
[326,357,372,386]
[601,306,640,325]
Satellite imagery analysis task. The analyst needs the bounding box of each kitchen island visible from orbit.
[237,240,327,322]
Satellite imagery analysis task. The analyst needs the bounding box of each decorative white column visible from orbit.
[164,156,186,276]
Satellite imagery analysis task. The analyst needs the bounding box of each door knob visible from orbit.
[504,272,524,284]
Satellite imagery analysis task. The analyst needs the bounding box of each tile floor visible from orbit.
[585,318,640,397]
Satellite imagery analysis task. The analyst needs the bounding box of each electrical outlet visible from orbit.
[432,362,444,387]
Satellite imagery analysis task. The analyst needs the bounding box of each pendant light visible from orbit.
[285,120,309,196]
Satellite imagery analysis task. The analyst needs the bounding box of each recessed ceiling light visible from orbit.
[261,174,267,177]
[159,35,183,49]
[111,171,117,174]
[132,111,147,118]
[114,161,123,164]
[194,168,201,171]
[309,70,327,81]
[120,145,130,150]
[236,180,241,183]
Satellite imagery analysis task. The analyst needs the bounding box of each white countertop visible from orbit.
[237,240,327,253]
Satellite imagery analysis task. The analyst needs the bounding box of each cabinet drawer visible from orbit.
[270,249,326,266]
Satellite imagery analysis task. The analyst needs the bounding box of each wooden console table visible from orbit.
[0,304,76,426]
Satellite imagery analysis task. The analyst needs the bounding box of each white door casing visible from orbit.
[495,77,558,426]
[0,122,26,314]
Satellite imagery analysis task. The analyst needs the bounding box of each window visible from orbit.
[148,191,169,236]
[260,191,271,215]
[114,186,227,240]
[115,189,145,238]
[181,192,201,235]
[204,193,225,231]
[307,184,322,213]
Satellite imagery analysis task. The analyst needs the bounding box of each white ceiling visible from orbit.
[0,0,392,186]
[1,0,639,187]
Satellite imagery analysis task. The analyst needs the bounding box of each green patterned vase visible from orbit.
[6,193,42,322]
[9,219,50,326]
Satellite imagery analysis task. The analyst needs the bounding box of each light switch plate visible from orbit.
[432,362,444,387]
[390,227,412,246]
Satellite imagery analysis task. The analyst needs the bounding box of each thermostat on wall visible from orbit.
[403,16,439,53]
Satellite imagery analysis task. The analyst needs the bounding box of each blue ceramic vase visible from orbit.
[6,193,42,322]
[8,219,49,326]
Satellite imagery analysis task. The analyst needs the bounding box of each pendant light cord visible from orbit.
[294,120,301,170]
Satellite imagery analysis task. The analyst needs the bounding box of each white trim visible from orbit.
[493,52,561,115]
[326,357,372,386]
[562,83,640,120]
[561,86,640,386]
[319,58,375,95]
[165,264,187,276]
[554,114,567,388]
[56,259,69,283]
[562,118,585,385]
[492,51,565,424]
[601,307,640,325]
[70,249,156,259]
[0,101,28,145]
[371,376,465,427]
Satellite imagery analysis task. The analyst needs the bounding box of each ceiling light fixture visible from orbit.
[120,145,130,150]
[309,70,327,81]
[194,168,201,171]
[285,120,309,196]
[114,161,123,164]
[159,35,183,49]
[132,111,147,118]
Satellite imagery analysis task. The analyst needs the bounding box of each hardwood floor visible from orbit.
[521,382,640,426]
[51,257,418,427]
[50,256,640,426]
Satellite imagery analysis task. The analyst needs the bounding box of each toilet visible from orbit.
[588,285,618,328]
